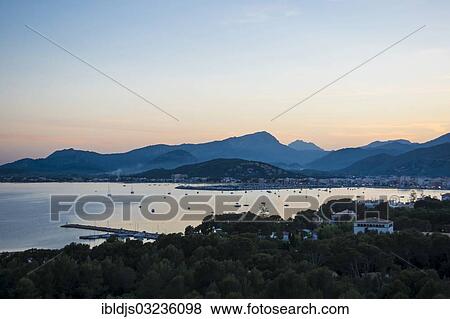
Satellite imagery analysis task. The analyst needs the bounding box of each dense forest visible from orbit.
[1,198,450,298]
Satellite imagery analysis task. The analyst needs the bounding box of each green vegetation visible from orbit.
[134,158,298,181]
[1,198,450,299]
[1,232,450,298]
[390,197,450,232]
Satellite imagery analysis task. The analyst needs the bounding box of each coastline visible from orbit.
[0,180,448,192]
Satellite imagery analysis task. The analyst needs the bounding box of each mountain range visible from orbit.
[0,131,449,178]
[338,143,450,177]
[0,132,322,177]
[305,133,450,171]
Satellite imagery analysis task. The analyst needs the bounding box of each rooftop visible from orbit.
[355,218,393,225]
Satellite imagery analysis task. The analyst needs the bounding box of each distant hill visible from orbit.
[421,132,450,147]
[0,150,106,177]
[304,147,405,171]
[148,150,197,169]
[361,139,419,152]
[134,158,298,180]
[338,143,450,177]
[304,132,450,171]
[288,139,324,151]
[0,147,179,177]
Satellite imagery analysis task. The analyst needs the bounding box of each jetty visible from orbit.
[61,223,159,240]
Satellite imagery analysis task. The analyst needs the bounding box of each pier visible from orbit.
[61,223,159,240]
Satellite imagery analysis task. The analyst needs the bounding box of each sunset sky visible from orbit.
[1,0,450,164]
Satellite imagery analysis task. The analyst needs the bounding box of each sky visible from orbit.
[1,0,450,164]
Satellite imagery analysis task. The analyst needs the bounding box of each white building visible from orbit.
[353,218,394,234]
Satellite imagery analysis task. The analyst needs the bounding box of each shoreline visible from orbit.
[0,181,448,192]
[176,184,450,192]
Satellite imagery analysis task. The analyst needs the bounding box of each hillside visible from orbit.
[304,147,403,171]
[176,131,324,165]
[338,143,450,177]
[147,150,197,168]
[288,139,324,152]
[421,132,450,147]
[134,158,297,180]
[361,139,419,152]
[304,132,450,171]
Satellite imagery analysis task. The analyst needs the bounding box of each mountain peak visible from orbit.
[362,139,413,149]
[288,139,324,151]
[231,131,280,144]
[47,148,80,157]
[243,131,277,139]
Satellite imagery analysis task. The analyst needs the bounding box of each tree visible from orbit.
[14,278,39,298]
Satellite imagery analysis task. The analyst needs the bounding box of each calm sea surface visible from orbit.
[0,183,447,252]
